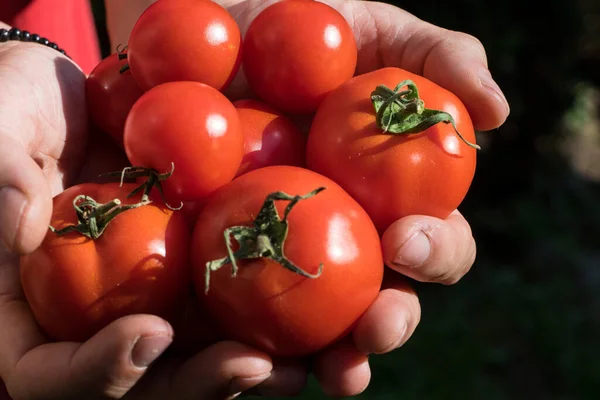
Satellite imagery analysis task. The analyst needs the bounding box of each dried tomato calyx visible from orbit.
[49,194,150,239]
[203,187,326,294]
[101,162,183,210]
[370,80,481,150]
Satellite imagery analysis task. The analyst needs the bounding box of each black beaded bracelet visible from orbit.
[0,27,67,56]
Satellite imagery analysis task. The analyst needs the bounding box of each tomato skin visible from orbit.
[127,0,242,91]
[191,166,383,357]
[124,81,244,202]
[233,99,306,177]
[306,67,477,233]
[242,0,357,114]
[20,183,191,342]
[85,53,145,148]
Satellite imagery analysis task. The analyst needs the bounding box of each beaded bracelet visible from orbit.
[0,27,67,56]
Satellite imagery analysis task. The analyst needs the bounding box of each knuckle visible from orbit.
[452,31,487,61]
[454,31,484,49]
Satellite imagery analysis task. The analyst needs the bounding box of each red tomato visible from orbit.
[85,53,145,147]
[191,166,383,357]
[306,67,477,233]
[20,183,191,342]
[233,99,306,177]
[124,81,244,202]
[127,0,242,91]
[242,0,357,114]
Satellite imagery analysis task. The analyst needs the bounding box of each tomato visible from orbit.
[85,53,145,148]
[233,99,306,177]
[124,81,244,202]
[242,0,357,114]
[20,183,191,342]
[306,67,478,233]
[127,0,242,91]
[191,166,383,357]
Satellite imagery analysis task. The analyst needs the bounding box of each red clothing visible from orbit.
[0,0,101,73]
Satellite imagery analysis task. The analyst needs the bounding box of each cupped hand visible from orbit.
[0,39,295,399]
[217,0,509,396]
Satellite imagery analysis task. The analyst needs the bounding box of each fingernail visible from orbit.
[131,335,173,368]
[380,317,408,354]
[0,186,27,250]
[228,372,272,396]
[479,71,510,115]
[394,231,431,268]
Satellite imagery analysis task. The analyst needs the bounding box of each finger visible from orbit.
[312,339,371,397]
[353,276,421,354]
[4,314,173,400]
[401,24,509,131]
[241,358,308,397]
[382,210,477,285]
[128,341,273,400]
[0,140,52,254]
[347,1,509,131]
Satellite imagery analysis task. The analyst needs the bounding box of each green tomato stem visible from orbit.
[49,194,151,239]
[204,187,327,294]
[370,81,481,150]
[100,162,183,210]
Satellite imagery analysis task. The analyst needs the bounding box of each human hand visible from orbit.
[213,0,509,396]
[0,37,302,399]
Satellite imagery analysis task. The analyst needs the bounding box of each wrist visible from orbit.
[0,27,68,57]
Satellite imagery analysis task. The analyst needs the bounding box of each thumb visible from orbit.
[5,315,173,400]
[0,139,52,254]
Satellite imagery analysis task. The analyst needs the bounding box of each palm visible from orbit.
[0,44,87,195]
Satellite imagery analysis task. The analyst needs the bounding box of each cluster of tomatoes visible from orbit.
[19,0,478,358]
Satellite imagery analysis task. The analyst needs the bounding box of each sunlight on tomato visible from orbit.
[127,0,242,91]
[124,81,244,202]
[307,67,477,233]
[20,183,191,342]
[242,0,357,114]
[191,166,383,357]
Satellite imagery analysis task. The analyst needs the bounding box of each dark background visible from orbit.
[90,0,600,398]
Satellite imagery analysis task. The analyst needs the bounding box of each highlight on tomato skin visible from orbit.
[123,81,245,204]
[242,0,358,114]
[127,0,242,92]
[19,183,192,343]
[233,99,307,177]
[190,165,384,357]
[306,67,478,233]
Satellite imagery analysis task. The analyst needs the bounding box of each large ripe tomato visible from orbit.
[20,183,191,342]
[85,52,145,148]
[233,99,306,177]
[242,0,357,114]
[191,166,383,357]
[127,0,242,91]
[124,81,244,202]
[306,67,478,233]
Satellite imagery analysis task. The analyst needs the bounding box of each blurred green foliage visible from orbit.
[90,0,600,398]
